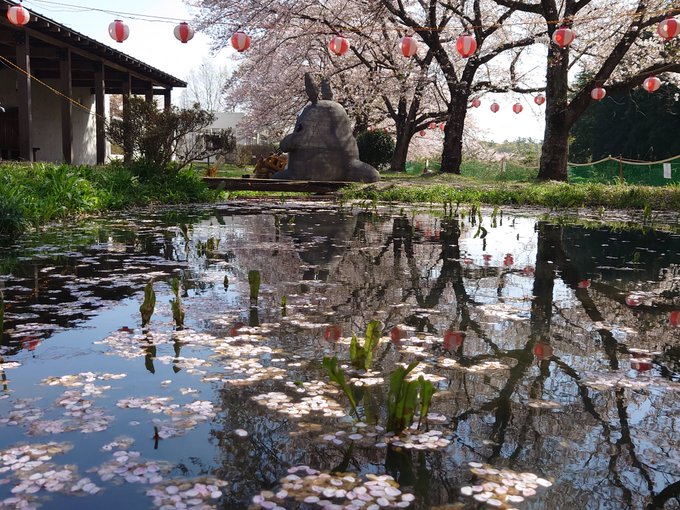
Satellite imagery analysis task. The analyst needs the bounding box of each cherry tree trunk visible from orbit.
[440,96,468,174]
[390,132,411,172]
[537,45,572,181]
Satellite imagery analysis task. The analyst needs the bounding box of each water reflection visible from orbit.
[0,202,678,509]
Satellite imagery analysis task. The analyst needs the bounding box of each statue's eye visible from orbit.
[296,124,303,132]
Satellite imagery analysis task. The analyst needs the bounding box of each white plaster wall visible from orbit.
[0,69,110,165]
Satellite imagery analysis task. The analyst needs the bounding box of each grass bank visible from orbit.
[341,174,680,211]
[0,162,216,237]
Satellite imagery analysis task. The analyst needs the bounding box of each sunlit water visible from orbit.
[0,201,678,510]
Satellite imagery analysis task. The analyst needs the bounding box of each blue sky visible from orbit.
[20,0,545,142]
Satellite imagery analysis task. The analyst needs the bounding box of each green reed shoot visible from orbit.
[170,278,185,328]
[139,280,156,327]
[323,356,358,418]
[349,320,383,371]
[248,270,261,301]
[386,361,437,433]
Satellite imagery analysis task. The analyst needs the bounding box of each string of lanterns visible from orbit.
[6,2,678,98]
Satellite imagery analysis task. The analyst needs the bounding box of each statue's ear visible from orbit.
[320,79,333,100]
[304,73,319,104]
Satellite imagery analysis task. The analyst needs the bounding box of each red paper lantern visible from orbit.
[329,34,349,56]
[552,26,575,48]
[643,76,661,93]
[439,122,445,131]
[512,102,523,114]
[108,19,129,43]
[534,342,554,361]
[400,35,417,57]
[419,130,426,137]
[657,17,679,41]
[456,34,477,58]
[428,122,436,129]
[490,102,500,113]
[443,330,465,352]
[471,97,481,108]
[631,358,653,372]
[503,253,514,267]
[625,294,642,307]
[174,22,194,43]
[591,86,606,101]
[534,94,545,105]
[324,324,342,343]
[231,31,251,52]
[577,279,591,289]
[390,326,407,345]
[670,311,680,327]
[7,4,30,26]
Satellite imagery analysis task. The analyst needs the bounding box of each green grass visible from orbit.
[342,178,680,211]
[0,162,218,237]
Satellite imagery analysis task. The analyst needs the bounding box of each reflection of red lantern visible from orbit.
[591,87,606,101]
[390,326,407,345]
[443,330,464,352]
[483,254,492,266]
[21,336,40,351]
[577,279,591,289]
[534,342,554,361]
[552,26,575,48]
[324,324,342,343]
[669,311,680,327]
[7,4,30,25]
[522,266,535,276]
[456,34,477,58]
[419,130,426,137]
[400,35,418,57]
[174,22,194,43]
[503,254,514,267]
[471,97,481,108]
[625,294,642,307]
[463,258,474,266]
[329,34,350,56]
[657,17,679,41]
[439,122,445,131]
[231,31,251,52]
[512,102,523,114]
[534,94,545,105]
[490,102,500,113]
[428,122,436,129]
[229,322,245,336]
[109,19,129,43]
[631,358,653,372]
[643,76,661,93]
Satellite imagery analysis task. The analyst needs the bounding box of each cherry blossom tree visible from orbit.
[378,0,544,173]
[492,0,680,180]
[193,0,451,171]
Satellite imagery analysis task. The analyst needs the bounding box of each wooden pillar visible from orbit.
[59,49,73,164]
[94,62,106,165]
[163,89,172,111]
[144,82,153,104]
[122,73,132,164]
[16,32,32,162]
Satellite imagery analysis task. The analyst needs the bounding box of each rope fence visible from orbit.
[568,155,680,186]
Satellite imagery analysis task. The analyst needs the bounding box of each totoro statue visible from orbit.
[273,74,380,183]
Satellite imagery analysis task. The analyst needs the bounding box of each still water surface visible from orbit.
[0,201,678,510]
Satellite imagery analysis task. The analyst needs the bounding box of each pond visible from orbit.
[0,201,678,510]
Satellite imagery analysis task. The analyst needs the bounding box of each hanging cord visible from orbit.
[0,53,105,120]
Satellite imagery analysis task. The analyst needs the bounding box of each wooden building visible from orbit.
[0,0,186,164]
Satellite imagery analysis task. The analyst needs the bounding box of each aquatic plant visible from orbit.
[322,356,358,418]
[248,270,261,302]
[349,320,383,371]
[386,361,436,433]
[139,280,156,327]
[280,295,287,317]
[170,278,185,329]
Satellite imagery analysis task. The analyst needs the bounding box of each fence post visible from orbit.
[619,156,624,184]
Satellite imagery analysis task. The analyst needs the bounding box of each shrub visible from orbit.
[236,144,278,167]
[357,130,395,171]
